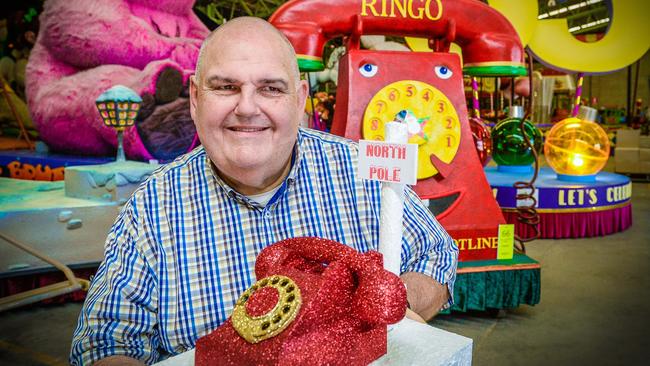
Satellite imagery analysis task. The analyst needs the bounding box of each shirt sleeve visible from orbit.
[400,187,459,309]
[70,193,160,365]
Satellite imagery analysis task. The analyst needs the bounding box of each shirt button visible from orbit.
[264,212,271,219]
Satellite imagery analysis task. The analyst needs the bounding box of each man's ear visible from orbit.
[189,75,199,122]
[296,78,309,117]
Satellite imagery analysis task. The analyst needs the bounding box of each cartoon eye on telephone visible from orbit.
[195,237,406,366]
[270,0,526,261]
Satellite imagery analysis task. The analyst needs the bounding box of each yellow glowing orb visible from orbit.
[544,117,610,176]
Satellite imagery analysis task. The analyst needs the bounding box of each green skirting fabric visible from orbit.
[443,254,541,314]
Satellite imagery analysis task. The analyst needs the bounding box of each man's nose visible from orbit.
[234,88,259,117]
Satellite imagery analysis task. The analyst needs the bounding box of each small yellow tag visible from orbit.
[497,224,515,260]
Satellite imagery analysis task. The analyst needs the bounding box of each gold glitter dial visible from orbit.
[231,275,302,344]
[362,80,461,179]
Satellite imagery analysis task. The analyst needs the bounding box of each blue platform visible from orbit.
[486,166,631,212]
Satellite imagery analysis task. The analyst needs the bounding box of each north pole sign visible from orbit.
[358,140,418,185]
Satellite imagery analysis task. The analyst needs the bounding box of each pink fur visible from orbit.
[26,0,208,159]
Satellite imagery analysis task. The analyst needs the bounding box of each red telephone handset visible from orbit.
[196,237,406,366]
[269,0,526,76]
[255,237,406,325]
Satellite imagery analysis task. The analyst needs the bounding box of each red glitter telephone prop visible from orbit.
[270,0,527,261]
[195,237,407,366]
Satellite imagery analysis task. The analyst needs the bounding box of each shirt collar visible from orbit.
[286,128,306,186]
[205,154,232,194]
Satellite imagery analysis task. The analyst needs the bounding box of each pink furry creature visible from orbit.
[26,0,209,160]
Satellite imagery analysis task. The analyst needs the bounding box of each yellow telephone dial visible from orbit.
[362,80,461,179]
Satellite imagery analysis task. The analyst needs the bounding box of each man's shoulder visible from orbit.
[133,147,207,196]
[151,147,206,178]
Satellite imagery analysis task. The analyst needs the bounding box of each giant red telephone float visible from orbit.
[270,0,526,261]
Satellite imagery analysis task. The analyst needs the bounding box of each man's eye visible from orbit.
[211,84,238,93]
[261,86,283,94]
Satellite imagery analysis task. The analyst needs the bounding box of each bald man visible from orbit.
[70,17,457,365]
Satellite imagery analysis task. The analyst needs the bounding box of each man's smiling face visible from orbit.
[190,19,307,194]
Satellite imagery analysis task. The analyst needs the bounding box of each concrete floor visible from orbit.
[435,180,650,366]
[1,181,648,366]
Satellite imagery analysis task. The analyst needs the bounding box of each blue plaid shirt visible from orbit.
[70,128,457,365]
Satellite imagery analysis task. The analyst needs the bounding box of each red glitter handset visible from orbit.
[195,237,407,366]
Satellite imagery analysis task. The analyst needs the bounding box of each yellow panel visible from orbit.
[487,0,538,46]
[528,0,650,73]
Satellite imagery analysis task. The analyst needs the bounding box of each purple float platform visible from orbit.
[485,166,632,239]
